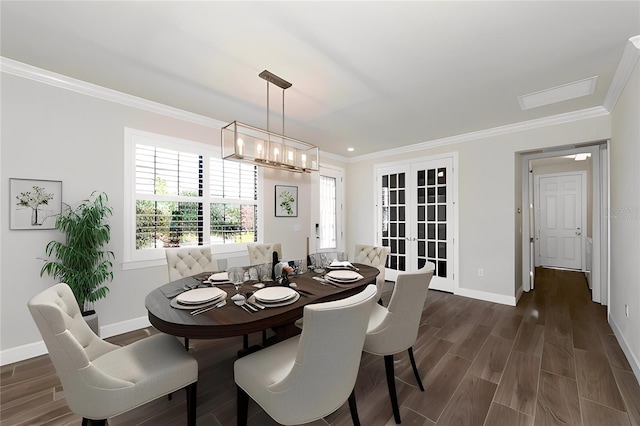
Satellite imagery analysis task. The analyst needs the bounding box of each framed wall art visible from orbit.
[275,185,298,217]
[10,178,62,230]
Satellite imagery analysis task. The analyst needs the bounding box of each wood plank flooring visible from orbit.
[2,268,639,425]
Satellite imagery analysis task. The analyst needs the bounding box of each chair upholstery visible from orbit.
[363,263,435,424]
[235,284,378,425]
[247,243,282,266]
[353,244,389,301]
[165,246,217,282]
[28,283,198,425]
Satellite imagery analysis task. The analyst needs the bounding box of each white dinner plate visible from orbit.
[249,292,300,308]
[177,287,226,305]
[326,270,362,281]
[253,287,297,303]
[171,291,227,310]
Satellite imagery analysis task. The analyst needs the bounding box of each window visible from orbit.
[124,128,260,267]
[317,166,344,251]
[319,175,337,249]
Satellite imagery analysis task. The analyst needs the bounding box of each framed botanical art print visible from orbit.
[10,178,62,230]
[275,185,298,217]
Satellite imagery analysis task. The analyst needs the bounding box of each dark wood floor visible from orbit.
[2,268,639,425]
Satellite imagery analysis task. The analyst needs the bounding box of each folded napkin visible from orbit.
[329,260,356,269]
[209,272,229,282]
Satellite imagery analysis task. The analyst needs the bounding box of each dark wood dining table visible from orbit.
[145,264,379,342]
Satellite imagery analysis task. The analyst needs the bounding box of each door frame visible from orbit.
[534,171,587,271]
[374,152,459,293]
[520,142,609,305]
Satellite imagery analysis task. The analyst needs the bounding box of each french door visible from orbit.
[377,156,457,292]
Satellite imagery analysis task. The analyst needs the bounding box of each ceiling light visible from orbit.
[347,147,354,152]
[518,76,598,110]
[574,153,591,161]
[222,70,319,173]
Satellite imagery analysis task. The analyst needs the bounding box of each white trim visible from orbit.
[0,57,227,129]
[100,316,151,340]
[0,341,48,366]
[603,36,640,112]
[350,107,609,163]
[455,287,516,306]
[0,316,151,366]
[609,312,640,385]
[1,57,611,167]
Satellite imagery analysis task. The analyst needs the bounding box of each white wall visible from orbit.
[610,57,640,379]
[0,72,308,363]
[345,115,611,305]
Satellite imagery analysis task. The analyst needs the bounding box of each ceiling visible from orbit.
[1,1,639,158]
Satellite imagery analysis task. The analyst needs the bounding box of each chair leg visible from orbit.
[184,337,190,351]
[186,381,197,426]
[384,354,402,424]
[348,389,361,426]
[243,334,249,349]
[407,347,424,391]
[82,420,106,426]
[237,385,249,426]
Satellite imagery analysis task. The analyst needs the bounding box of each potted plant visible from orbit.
[40,191,114,334]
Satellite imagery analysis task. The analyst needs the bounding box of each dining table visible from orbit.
[145,263,380,343]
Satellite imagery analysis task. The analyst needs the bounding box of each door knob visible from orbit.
[575,228,582,236]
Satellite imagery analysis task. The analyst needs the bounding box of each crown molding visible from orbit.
[0,56,616,165]
[604,35,640,112]
[349,106,610,163]
[0,57,227,129]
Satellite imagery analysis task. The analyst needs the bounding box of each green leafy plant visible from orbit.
[40,192,114,313]
[279,191,295,216]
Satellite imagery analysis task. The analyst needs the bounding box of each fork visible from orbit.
[190,300,226,315]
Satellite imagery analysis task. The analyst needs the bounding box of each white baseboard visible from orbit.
[0,341,48,366]
[608,312,640,384]
[455,287,517,306]
[0,315,151,366]
[100,316,151,340]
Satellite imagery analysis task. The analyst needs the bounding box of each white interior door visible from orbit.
[536,172,585,270]
[377,157,456,292]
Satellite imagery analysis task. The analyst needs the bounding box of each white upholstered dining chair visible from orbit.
[234,284,378,426]
[353,244,389,302]
[28,283,198,426]
[363,263,435,424]
[246,243,282,266]
[165,246,217,281]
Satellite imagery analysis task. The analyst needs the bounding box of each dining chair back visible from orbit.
[247,243,282,266]
[234,284,378,425]
[363,263,435,424]
[353,244,389,301]
[28,283,198,425]
[165,246,217,282]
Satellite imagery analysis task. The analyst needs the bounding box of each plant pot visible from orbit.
[83,310,99,336]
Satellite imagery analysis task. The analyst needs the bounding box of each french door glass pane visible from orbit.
[418,166,448,278]
[381,172,407,271]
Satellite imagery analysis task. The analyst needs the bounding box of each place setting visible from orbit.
[247,286,300,308]
[323,269,364,287]
[169,287,228,315]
